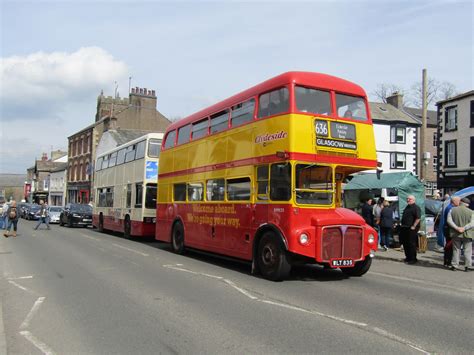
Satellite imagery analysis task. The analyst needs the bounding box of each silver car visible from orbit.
[48,206,63,224]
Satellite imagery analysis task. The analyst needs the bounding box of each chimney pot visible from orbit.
[152,90,156,96]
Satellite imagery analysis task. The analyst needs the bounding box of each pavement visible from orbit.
[374,239,473,270]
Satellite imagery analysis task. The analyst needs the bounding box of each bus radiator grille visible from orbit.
[321,226,363,261]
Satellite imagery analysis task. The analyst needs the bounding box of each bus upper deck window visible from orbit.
[164,130,176,149]
[335,94,368,121]
[148,139,162,158]
[258,87,289,118]
[295,86,331,115]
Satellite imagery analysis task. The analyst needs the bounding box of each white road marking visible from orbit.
[20,330,56,355]
[223,279,258,299]
[8,280,29,292]
[7,275,34,280]
[112,243,149,257]
[370,271,474,294]
[20,297,46,330]
[80,234,101,242]
[164,263,430,353]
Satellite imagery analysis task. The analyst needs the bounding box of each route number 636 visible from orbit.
[315,120,328,136]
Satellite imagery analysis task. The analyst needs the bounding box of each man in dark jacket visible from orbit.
[361,198,374,227]
[400,195,421,264]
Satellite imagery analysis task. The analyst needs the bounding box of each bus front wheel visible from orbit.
[171,222,185,254]
[340,256,372,277]
[256,232,291,281]
[124,216,131,239]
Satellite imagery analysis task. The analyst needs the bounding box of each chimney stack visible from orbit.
[41,153,48,161]
[386,92,404,109]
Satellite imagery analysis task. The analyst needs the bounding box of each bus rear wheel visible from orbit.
[171,222,185,254]
[340,256,372,277]
[124,216,131,239]
[256,231,291,281]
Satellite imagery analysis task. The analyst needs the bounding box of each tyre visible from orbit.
[124,216,131,239]
[171,222,185,254]
[98,214,104,233]
[340,256,372,277]
[256,231,291,281]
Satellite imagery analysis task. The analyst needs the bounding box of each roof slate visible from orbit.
[369,102,420,125]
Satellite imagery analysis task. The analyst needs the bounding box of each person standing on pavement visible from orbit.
[373,197,384,247]
[361,198,374,227]
[400,195,421,264]
[380,200,394,251]
[4,200,19,238]
[447,197,473,271]
[34,200,50,230]
[443,196,459,267]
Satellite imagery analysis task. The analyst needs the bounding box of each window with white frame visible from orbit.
[445,106,457,131]
[390,152,406,169]
[390,126,406,143]
[445,140,456,167]
[432,132,437,147]
[432,156,438,171]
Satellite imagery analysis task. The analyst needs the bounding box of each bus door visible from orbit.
[223,177,252,258]
[200,180,225,251]
[254,165,270,227]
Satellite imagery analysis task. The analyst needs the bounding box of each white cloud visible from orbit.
[0,47,128,120]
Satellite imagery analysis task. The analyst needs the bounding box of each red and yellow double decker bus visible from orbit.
[156,72,378,280]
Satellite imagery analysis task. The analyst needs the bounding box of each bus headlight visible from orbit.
[368,234,375,244]
[299,233,310,245]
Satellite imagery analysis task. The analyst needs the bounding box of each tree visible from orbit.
[371,83,405,103]
[410,78,458,108]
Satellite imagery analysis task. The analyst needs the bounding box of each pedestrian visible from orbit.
[400,195,421,264]
[373,197,384,246]
[4,200,19,238]
[0,203,4,229]
[34,200,51,230]
[2,201,9,230]
[447,197,473,271]
[443,196,458,267]
[379,200,394,251]
[361,197,374,227]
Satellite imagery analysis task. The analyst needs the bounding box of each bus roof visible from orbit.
[96,132,164,159]
[167,71,367,131]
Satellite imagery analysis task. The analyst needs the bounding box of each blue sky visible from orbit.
[0,0,472,173]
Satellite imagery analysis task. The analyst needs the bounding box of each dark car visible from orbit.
[25,205,41,220]
[59,203,93,227]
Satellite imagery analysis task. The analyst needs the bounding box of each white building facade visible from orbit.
[369,102,420,175]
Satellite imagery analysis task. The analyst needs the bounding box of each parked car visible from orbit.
[48,206,63,224]
[20,203,32,219]
[59,203,93,227]
[25,205,40,220]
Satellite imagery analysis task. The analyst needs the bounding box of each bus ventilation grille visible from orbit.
[316,149,357,158]
[321,226,363,261]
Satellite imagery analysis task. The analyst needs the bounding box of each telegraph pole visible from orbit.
[420,69,428,181]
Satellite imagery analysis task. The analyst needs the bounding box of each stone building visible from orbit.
[66,87,171,204]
